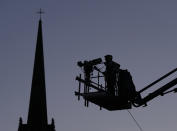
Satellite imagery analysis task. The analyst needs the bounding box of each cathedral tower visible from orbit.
[18,18,55,131]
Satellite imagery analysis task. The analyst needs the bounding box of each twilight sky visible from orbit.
[1,0,177,131]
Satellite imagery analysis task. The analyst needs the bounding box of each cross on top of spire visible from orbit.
[37,8,45,20]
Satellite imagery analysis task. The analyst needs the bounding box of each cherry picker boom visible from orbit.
[75,55,177,111]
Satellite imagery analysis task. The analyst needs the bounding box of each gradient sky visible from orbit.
[1,0,177,131]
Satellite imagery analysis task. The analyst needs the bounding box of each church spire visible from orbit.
[17,17,55,131]
[27,18,48,127]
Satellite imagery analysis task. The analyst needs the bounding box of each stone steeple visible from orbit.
[18,19,55,131]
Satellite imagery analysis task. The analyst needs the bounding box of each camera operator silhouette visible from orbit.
[104,55,120,96]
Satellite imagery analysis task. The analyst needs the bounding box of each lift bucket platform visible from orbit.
[82,92,132,111]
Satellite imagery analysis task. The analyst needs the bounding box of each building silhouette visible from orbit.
[18,18,55,131]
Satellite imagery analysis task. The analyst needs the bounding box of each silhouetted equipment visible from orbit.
[77,58,102,106]
[75,55,177,111]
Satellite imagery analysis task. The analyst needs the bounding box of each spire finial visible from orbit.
[37,8,44,20]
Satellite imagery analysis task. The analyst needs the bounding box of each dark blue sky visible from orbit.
[1,0,177,131]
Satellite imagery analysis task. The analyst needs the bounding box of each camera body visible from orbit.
[77,58,102,68]
[77,58,102,81]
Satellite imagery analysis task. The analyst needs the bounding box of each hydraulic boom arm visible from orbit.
[134,68,177,107]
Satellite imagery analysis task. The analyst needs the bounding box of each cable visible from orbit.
[127,110,144,131]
